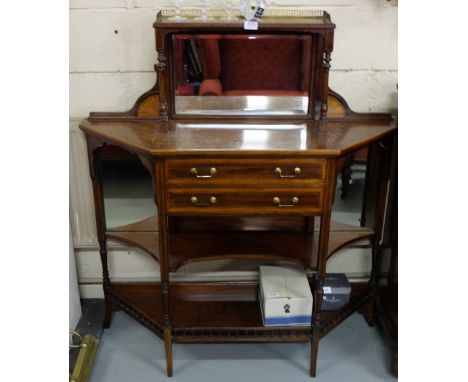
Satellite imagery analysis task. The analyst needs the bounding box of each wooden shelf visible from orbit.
[110,281,370,343]
[313,219,373,259]
[106,231,160,261]
[106,217,159,261]
[168,230,315,270]
[107,216,158,232]
[105,217,372,268]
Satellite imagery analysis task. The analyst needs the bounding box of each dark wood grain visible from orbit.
[104,217,373,272]
[165,187,323,216]
[106,231,160,262]
[111,281,369,337]
[80,119,396,158]
[168,231,315,271]
[171,216,307,232]
[165,158,326,186]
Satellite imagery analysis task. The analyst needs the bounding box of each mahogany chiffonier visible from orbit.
[79,10,397,377]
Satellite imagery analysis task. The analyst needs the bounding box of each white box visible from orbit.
[259,266,313,326]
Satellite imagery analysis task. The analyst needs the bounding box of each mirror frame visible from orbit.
[153,15,335,121]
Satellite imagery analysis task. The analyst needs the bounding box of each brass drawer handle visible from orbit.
[190,167,217,178]
[190,196,217,206]
[273,196,299,207]
[274,167,301,178]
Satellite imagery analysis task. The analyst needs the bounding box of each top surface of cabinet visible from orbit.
[81,119,396,158]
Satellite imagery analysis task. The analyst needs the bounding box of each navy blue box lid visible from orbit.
[323,273,351,294]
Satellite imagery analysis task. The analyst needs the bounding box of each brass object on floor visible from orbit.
[69,331,99,382]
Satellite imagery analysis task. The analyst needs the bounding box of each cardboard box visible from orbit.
[322,273,351,310]
[259,266,313,326]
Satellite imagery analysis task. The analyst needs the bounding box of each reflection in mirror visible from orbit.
[331,162,368,227]
[173,34,312,115]
[176,123,308,150]
[176,123,307,130]
[102,160,156,230]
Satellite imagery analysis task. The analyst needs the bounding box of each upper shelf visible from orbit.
[107,216,158,232]
[155,9,334,29]
[105,216,372,267]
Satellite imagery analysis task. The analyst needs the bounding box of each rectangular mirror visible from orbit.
[172,34,312,116]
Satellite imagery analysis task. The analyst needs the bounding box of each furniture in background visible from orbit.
[80,10,397,378]
[375,135,398,376]
[326,90,381,202]
[339,147,368,199]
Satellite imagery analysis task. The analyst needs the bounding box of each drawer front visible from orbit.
[165,158,326,186]
[166,188,323,216]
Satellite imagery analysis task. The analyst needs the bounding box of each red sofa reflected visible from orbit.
[174,34,311,97]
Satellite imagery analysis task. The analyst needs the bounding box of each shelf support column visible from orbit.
[87,139,113,329]
[154,159,173,377]
[320,30,334,119]
[365,137,394,326]
[310,159,337,377]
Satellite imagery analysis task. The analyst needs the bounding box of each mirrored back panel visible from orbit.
[172,34,313,116]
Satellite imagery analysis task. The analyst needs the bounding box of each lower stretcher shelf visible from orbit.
[109,281,370,342]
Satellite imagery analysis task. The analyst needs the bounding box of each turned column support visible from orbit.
[310,159,337,377]
[156,29,169,122]
[320,30,334,119]
[153,159,173,377]
[87,136,114,328]
[365,137,394,326]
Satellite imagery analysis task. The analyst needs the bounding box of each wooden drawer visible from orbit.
[165,188,323,216]
[164,158,326,186]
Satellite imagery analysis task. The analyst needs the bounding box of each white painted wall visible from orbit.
[69,225,82,329]
[69,1,397,297]
[70,0,397,116]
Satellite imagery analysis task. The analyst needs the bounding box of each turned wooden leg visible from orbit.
[365,138,393,327]
[310,278,324,377]
[390,348,398,377]
[98,239,113,329]
[164,327,173,377]
[309,158,336,378]
[89,146,112,332]
[365,261,377,327]
[365,241,382,327]
[101,242,113,329]
[103,298,113,329]
[364,299,376,327]
[310,328,320,377]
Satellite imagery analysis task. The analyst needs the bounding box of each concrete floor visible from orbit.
[89,311,395,382]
